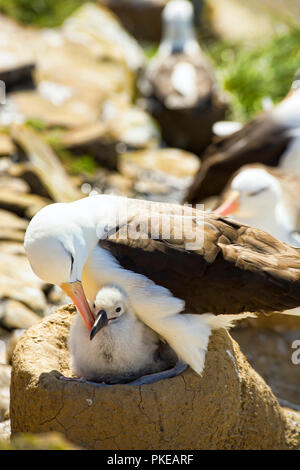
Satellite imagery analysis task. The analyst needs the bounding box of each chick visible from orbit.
[68,284,178,384]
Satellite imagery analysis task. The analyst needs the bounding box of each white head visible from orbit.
[158,0,199,56]
[24,199,99,330]
[215,168,281,221]
[90,285,130,340]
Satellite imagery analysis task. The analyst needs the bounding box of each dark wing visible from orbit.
[99,200,300,315]
[185,114,292,204]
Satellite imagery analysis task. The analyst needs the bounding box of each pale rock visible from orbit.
[10,125,82,203]
[0,300,41,330]
[0,189,49,218]
[0,419,10,441]
[0,364,10,421]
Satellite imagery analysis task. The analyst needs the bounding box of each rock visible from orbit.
[62,3,145,72]
[0,300,41,330]
[0,419,10,442]
[0,189,49,218]
[10,305,300,449]
[0,277,46,315]
[10,91,99,129]
[6,330,25,365]
[0,242,25,256]
[119,147,200,202]
[232,327,300,410]
[46,286,69,306]
[61,101,160,170]
[60,121,119,170]
[0,134,15,156]
[0,419,10,440]
[0,209,28,229]
[0,15,36,93]
[0,177,30,195]
[0,387,9,421]
[10,125,82,202]
[0,252,43,291]
[0,364,11,388]
[0,209,28,243]
[0,364,10,421]
[0,14,37,68]
[100,0,168,42]
[0,340,8,364]
[0,63,35,93]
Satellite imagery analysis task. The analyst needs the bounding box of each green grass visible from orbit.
[206,27,300,122]
[0,0,89,27]
[57,148,98,175]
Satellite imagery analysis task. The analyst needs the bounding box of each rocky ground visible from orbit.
[0,1,299,447]
[0,4,202,443]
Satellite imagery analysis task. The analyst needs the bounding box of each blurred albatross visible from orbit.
[215,164,300,247]
[24,194,300,376]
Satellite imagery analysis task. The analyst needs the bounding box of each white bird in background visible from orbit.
[24,195,300,377]
[185,79,300,204]
[215,165,300,247]
[68,284,178,383]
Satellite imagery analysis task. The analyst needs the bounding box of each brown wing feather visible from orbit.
[185,115,292,204]
[99,200,300,315]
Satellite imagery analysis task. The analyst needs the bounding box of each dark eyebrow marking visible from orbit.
[248,187,268,197]
[70,253,74,272]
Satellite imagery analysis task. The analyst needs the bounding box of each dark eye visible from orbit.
[115,307,121,313]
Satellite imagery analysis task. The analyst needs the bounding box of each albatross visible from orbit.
[24,194,300,375]
[140,0,226,154]
[215,164,300,247]
[69,284,178,383]
[185,75,300,204]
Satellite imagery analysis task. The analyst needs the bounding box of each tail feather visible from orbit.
[201,312,257,330]
[283,307,300,316]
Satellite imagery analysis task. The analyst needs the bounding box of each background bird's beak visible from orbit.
[90,310,109,340]
[214,190,240,216]
[60,281,94,330]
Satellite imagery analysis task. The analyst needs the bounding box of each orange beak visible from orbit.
[61,281,94,330]
[214,190,240,216]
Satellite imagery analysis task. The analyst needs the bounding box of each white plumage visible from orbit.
[218,167,300,247]
[68,284,178,383]
[23,195,261,377]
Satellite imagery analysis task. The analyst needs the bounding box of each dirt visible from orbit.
[10,305,300,450]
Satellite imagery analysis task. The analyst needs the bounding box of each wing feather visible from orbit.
[98,200,300,315]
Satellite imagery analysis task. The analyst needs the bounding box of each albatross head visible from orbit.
[159,0,199,56]
[215,168,281,221]
[24,201,98,330]
[90,285,129,340]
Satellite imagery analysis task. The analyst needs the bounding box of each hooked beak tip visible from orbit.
[90,310,108,340]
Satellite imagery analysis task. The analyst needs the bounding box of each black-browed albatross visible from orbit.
[69,283,179,383]
[140,0,226,154]
[215,163,300,247]
[185,77,300,204]
[24,194,300,375]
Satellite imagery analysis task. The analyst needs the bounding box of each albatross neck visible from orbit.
[158,17,200,57]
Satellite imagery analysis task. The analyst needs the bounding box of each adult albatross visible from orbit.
[24,194,300,375]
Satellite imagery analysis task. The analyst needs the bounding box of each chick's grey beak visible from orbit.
[90,310,108,340]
